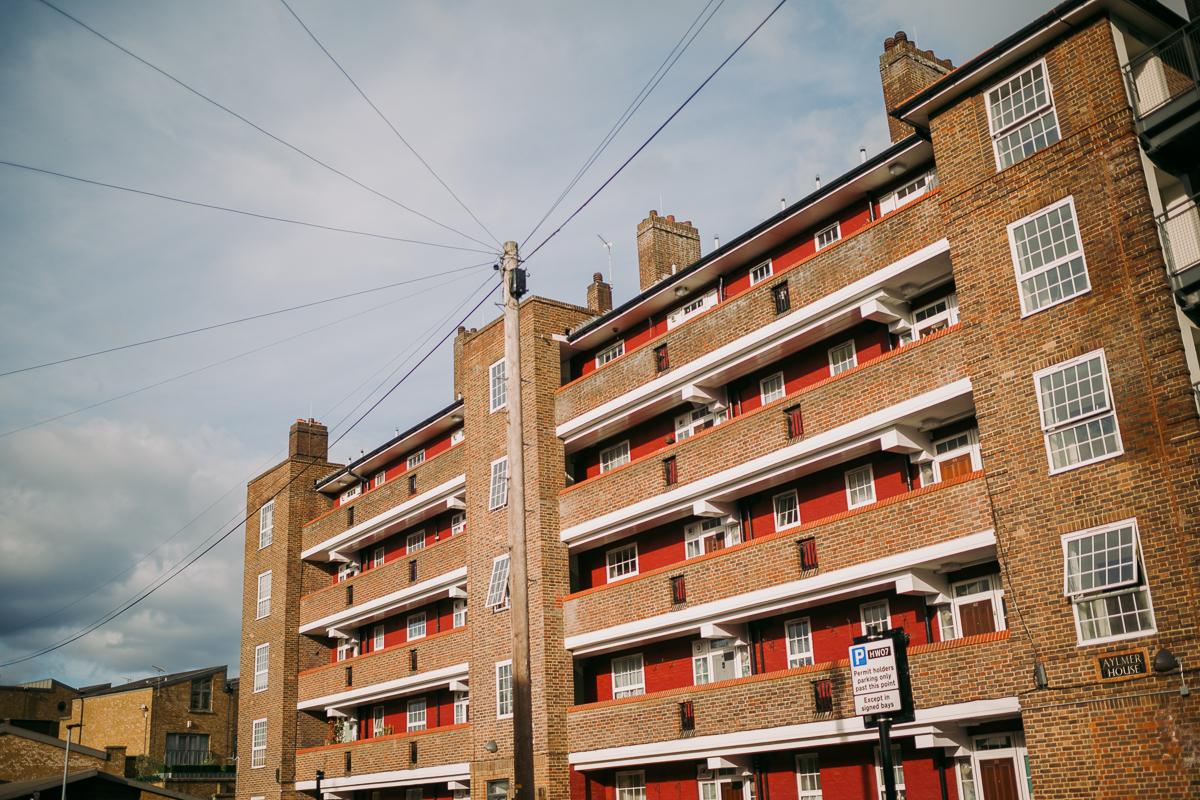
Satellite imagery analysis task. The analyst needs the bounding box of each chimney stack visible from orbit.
[879,31,953,142]
[587,272,613,315]
[289,418,328,461]
[636,211,701,292]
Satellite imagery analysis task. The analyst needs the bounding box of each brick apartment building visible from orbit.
[236,1,1200,799]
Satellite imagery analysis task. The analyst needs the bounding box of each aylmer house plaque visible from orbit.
[1094,648,1150,682]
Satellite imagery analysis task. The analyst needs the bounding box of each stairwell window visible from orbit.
[258,500,273,549]
[844,465,876,509]
[1063,520,1155,644]
[773,490,801,531]
[496,661,513,718]
[667,288,719,330]
[255,571,271,619]
[599,440,631,473]
[489,457,508,510]
[987,59,1060,169]
[749,261,774,286]
[616,771,647,800]
[1034,350,1123,473]
[760,372,786,405]
[251,719,267,768]
[786,618,815,668]
[605,542,639,582]
[596,340,625,368]
[815,222,841,251]
[489,359,506,412]
[860,599,891,635]
[253,643,269,693]
[407,449,426,469]
[485,554,510,610]
[1008,197,1090,315]
[827,340,857,376]
[611,653,646,698]
[406,697,427,732]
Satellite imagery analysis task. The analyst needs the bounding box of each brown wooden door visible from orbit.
[979,758,1020,800]
[958,599,997,637]
[720,782,741,800]
[939,452,974,480]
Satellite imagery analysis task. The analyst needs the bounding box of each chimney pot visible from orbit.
[592,272,604,283]
[894,30,908,44]
[667,214,675,222]
[884,36,895,50]
[879,30,952,143]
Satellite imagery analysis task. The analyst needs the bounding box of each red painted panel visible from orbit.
[352,688,457,740]
[578,410,679,481]
[333,429,461,508]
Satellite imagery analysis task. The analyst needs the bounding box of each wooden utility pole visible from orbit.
[501,240,535,800]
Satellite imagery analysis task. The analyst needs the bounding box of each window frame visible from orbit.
[253,643,269,693]
[674,402,728,440]
[340,483,361,504]
[916,428,982,487]
[407,611,427,641]
[785,617,815,668]
[450,511,467,535]
[372,704,386,737]
[406,530,426,554]
[691,638,751,686]
[373,623,386,651]
[1061,519,1156,646]
[794,753,823,800]
[496,660,513,719]
[666,288,719,330]
[406,697,427,732]
[596,340,626,368]
[879,170,937,215]
[1007,196,1091,317]
[772,489,801,531]
[985,59,1060,171]
[373,470,386,488]
[255,571,272,620]
[860,599,891,636]
[749,260,774,286]
[453,597,467,628]
[406,449,426,469]
[258,500,274,549]
[250,718,267,769]
[938,573,1007,641]
[599,440,632,474]
[453,690,469,724]
[489,359,506,413]
[189,676,212,712]
[759,371,786,405]
[909,293,959,341]
[605,542,639,582]
[489,457,508,510]
[844,464,876,509]
[611,653,646,699]
[372,545,386,568]
[485,554,511,610]
[616,770,647,800]
[1032,349,1124,474]
[873,744,906,799]
[451,427,464,445]
[827,340,857,376]
[814,222,841,251]
[684,517,742,559]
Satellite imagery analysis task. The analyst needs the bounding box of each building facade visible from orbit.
[237,2,1200,799]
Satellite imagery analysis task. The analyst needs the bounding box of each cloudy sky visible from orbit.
[1,0,1180,688]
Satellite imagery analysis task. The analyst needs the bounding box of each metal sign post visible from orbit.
[849,629,913,800]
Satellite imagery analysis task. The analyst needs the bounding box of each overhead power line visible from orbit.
[521,0,726,248]
[0,261,492,378]
[0,160,494,255]
[0,266,489,439]
[33,0,497,252]
[523,0,789,263]
[277,0,501,249]
[0,278,501,668]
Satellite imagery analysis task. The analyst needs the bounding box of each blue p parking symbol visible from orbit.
[850,645,867,667]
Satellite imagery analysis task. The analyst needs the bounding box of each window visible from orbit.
[616,771,647,800]
[1008,197,1090,315]
[371,545,385,568]
[909,293,959,341]
[496,661,513,718]
[451,511,466,535]
[667,288,719,330]
[599,441,631,473]
[454,690,469,724]
[786,618,814,668]
[337,559,360,583]
[373,623,386,651]
[654,344,671,372]
[860,600,891,635]
[759,372,786,405]
[795,754,823,800]
[749,261,773,286]
[684,517,742,558]
[188,676,212,711]
[258,500,274,549]
[773,283,791,314]
[407,449,426,469]
[596,340,625,367]
[373,471,386,488]
[451,427,464,445]
[489,457,508,510]
[371,705,386,737]
[1063,520,1155,644]
[487,780,510,800]
[692,637,751,685]
[489,359,506,412]
[336,639,359,662]
[251,719,267,768]
[605,542,639,582]
[406,530,426,553]
[403,697,426,732]
[879,170,937,215]
[815,222,841,250]
[1034,350,1123,472]
[407,611,427,641]
[773,490,800,530]
[987,60,1060,170]
[610,653,645,698]
[253,644,269,693]
[453,598,467,628]
[827,340,857,376]
[165,733,210,766]
[256,571,272,619]
[955,757,978,800]
[340,483,361,504]
[485,554,510,610]
[916,428,981,487]
[844,465,876,508]
[675,402,728,440]
[873,745,906,800]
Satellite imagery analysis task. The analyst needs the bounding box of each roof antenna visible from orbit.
[596,234,614,284]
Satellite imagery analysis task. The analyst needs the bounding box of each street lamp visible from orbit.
[61,722,82,800]
[315,769,324,799]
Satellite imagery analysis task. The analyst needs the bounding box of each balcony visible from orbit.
[298,662,468,717]
[298,627,469,704]
[566,631,1018,764]
[560,325,966,538]
[1123,18,1200,173]
[300,533,468,627]
[300,566,466,640]
[295,725,470,791]
[1157,194,1200,324]
[556,196,947,433]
